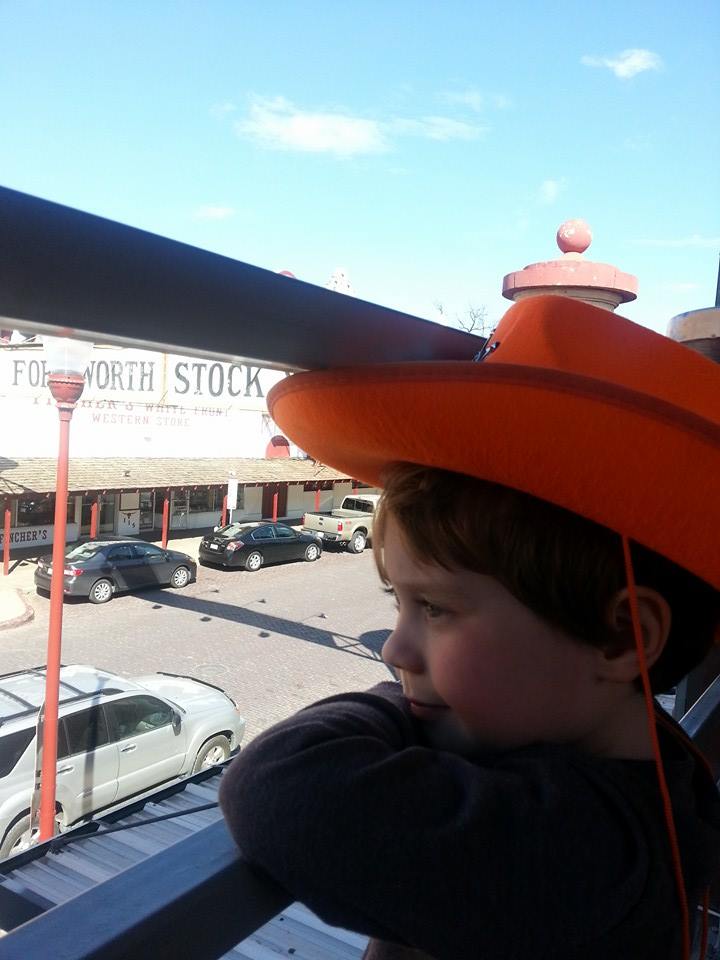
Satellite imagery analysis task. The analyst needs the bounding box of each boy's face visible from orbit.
[380,515,606,756]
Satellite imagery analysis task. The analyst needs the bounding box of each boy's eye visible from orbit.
[382,585,399,609]
[422,601,445,619]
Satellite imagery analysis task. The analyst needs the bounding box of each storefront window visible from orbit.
[80,494,115,533]
[100,498,115,529]
[188,489,218,513]
[170,490,188,529]
[16,496,55,527]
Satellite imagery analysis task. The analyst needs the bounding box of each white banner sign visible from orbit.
[227,480,239,511]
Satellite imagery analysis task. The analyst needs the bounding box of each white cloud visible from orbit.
[235,96,387,156]
[538,178,565,205]
[439,88,511,112]
[440,88,484,112]
[210,101,237,118]
[235,95,486,156]
[581,48,663,79]
[391,115,484,141]
[193,205,236,221]
[634,235,720,249]
[491,93,512,110]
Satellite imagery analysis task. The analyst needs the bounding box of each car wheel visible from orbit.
[0,814,35,859]
[347,531,367,554]
[89,578,113,604]
[244,551,263,572]
[304,543,320,562]
[192,735,231,772]
[170,565,191,588]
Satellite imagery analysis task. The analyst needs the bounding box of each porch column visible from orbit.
[314,486,320,511]
[222,493,228,527]
[89,496,100,539]
[162,493,170,548]
[2,502,10,576]
[272,490,278,523]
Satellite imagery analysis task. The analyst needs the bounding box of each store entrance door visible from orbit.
[139,491,155,530]
[261,484,287,520]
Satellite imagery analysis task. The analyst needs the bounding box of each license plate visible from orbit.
[210,543,219,550]
[315,532,324,539]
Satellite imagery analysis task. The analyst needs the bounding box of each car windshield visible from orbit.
[65,543,105,561]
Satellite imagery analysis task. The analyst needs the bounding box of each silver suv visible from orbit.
[0,664,246,859]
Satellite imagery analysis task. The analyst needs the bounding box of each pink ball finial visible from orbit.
[556,219,592,255]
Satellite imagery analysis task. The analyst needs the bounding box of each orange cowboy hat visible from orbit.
[268,295,720,590]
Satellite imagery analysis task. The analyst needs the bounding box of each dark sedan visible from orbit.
[198,522,322,571]
[34,539,197,603]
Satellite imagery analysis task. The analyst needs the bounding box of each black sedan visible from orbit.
[34,539,197,603]
[199,522,322,571]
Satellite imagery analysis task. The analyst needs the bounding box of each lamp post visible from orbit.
[37,336,92,842]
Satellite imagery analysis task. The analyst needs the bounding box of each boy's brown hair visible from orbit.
[373,462,720,694]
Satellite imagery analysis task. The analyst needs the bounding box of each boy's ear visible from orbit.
[599,588,671,683]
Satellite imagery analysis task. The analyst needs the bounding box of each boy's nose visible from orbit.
[382,622,423,674]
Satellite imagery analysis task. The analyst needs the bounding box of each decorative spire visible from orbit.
[502,219,637,311]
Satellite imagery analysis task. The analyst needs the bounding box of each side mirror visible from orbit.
[172,711,182,734]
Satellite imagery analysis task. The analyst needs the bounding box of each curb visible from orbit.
[0,589,35,631]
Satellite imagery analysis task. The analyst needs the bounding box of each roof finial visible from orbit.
[556,219,592,255]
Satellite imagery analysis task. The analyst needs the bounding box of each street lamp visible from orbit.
[37,336,93,842]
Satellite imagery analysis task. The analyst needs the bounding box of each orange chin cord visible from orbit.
[621,536,691,960]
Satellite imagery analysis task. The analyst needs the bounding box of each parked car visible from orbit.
[34,539,197,603]
[198,521,322,571]
[302,493,380,554]
[0,663,246,860]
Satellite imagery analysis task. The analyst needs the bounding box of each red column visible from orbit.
[221,494,228,527]
[162,495,170,548]
[38,411,72,840]
[272,491,278,522]
[3,504,10,576]
[314,487,320,511]
[89,499,98,538]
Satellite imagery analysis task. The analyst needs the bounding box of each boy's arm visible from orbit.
[219,682,636,959]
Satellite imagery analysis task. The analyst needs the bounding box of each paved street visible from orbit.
[1,546,397,741]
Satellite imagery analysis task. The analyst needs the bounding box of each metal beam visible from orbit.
[0,186,484,370]
[0,820,291,960]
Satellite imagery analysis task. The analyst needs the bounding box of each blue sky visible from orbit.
[1,1,718,335]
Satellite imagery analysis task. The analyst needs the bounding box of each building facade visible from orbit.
[0,341,366,552]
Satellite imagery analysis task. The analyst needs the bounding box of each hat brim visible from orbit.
[268,362,720,590]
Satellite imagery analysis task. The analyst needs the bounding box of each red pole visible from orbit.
[221,494,228,527]
[272,491,278,522]
[162,495,170,548]
[38,408,73,841]
[3,504,10,576]
[314,487,320,512]
[89,499,98,538]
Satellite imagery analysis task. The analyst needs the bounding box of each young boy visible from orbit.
[219,295,720,959]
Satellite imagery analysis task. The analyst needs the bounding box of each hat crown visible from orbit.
[486,296,720,426]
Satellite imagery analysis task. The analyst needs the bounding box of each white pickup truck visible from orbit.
[302,494,380,554]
